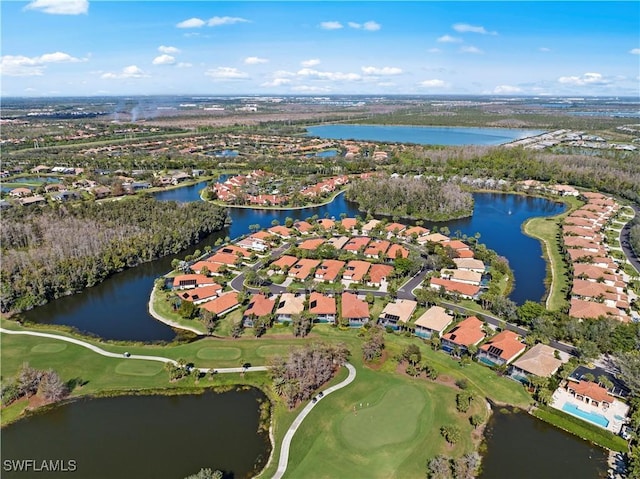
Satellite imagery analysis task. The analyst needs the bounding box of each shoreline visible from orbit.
[203,188,348,211]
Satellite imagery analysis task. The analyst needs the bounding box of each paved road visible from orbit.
[272,363,357,479]
[619,204,640,274]
[0,328,269,373]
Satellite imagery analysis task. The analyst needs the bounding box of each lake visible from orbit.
[306,124,546,146]
[1,389,270,479]
[21,187,563,341]
[480,408,608,479]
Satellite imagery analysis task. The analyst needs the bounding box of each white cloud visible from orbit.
[205,67,249,80]
[460,45,483,54]
[261,78,291,87]
[291,85,331,93]
[320,21,343,30]
[1,51,84,76]
[361,66,403,76]
[452,23,497,35]
[24,0,88,15]
[419,79,448,88]
[539,47,551,52]
[377,82,396,87]
[558,72,610,86]
[630,48,640,55]
[349,21,381,31]
[244,56,268,65]
[177,17,206,28]
[177,62,192,68]
[297,68,361,81]
[437,35,462,43]
[101,65,148,80]
[207,16,249,27]
[428,48,442,53]
[158,46,180,54]
[301,59,320,67]
[493,85,522,94]
[152,54,175,65]
[273,70,296,78]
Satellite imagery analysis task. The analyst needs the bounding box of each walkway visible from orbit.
[272,362,357,479]
[0,328,268,374]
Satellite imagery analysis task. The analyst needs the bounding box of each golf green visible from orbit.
[340,385,426,450]
[30,343,68,353]
[114,360,164,377]
[196,346,242,360]
[255,344,292,358]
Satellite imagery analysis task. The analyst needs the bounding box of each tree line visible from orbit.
[1,197,228,313]
[345,176,474,221]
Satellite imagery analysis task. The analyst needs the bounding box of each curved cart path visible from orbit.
[272,362,357,479]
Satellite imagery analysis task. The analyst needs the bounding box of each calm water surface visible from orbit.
[2,389,270,479]
[22,186,563,340]
[481,409,607,479]
[307,124,545,145]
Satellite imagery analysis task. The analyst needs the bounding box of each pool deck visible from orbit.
[551,388,629,434]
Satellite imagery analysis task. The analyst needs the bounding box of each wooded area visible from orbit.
[1,197,228,313]
[346,176,474,221]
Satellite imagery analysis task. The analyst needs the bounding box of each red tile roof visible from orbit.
[271,255,298,270]
[180,284,222,302]
[430,277,480,298]
[245,294,275,318]
[479,330,525,362]
[343,260,371,282]
[343,236,370,251]
[368,264,394,284]
[172,274,216,289]
[201,291,240,315]
[315,259,345,282]
[299,238,326,250]
[442,316,485,347]
[568,380,613,404]
[341,292,369,319]
[387,244,409,259]
[309,292,336,315]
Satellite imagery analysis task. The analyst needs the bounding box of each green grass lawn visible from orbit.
[152,288,208,334]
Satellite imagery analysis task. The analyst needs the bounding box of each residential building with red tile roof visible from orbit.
[243,294,276,326]
[339,217,358,232]
[208,251,244,266]
[441,316,486,352]
[566,380,613,407]
[368,264,394,287]
[315,259,345,283]
[172,274,219,290]
[179,283,222,304]
[569,299,629,322]
[402,226,429,238]
[343,260,371,282]
[429,277,480,299]
[477,330,526,366]
[189,261,226,276]
[268,225,293,238]
[423,232,450,243]
[364,239,391,258]
[341,292,370,326]
[219,245,251,257]
[201,291,240,316]
[385,222,407,236]
[387,244,409,259]
[455,249,476,259]
[308,292,337,323]
[294,220,314,234]
[271,255,298,271]
[342,236,370,252]
[317,218,335,230]
[299,238,326,250]
[288,258,321,280]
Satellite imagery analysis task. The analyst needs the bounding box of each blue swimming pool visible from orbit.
[562,402,609,428]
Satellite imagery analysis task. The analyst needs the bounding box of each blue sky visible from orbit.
[1,1,638,97]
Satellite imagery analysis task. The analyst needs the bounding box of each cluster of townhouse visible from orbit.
[506,130,637,151]
[211,170,353,206]
[563,192,632,322]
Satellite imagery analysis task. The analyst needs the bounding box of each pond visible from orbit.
[1,389,270,479]
[21,189,563,341]
[306,124,546,146]
[480,408,608,479]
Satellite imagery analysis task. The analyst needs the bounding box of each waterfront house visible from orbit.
[413,306,454,339]
[510,343,564,379]
[179,283,222,305]
[314,259,345,283]
[317,218,335,230]
[201,291,240,316]
[18,195,46,206]
[441,316,485,354]
[172,274,218,290]
[442,269,482,286]
[268,225,294,239]
[9,187,32,198]
[429,277,481,300]
[566,380,614,409]
[341,292,370,327]
[476,330,526,366]
[361,219,381,236]
[453,258,486,273]
[294,220,314,235]
[189,260,226,276]
[275,293,305,323]
[308,292,336,323]
[339,217,358,233]
[378,299,417,330]
[243,294,276,327]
